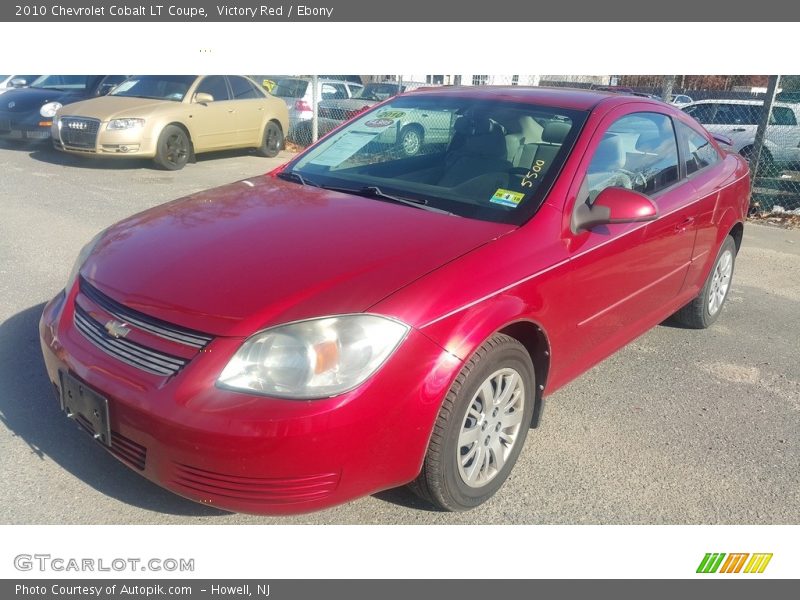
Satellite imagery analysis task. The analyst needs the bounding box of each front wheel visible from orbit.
[410,333,535,511]
[672,235,737,329]
[153,125,190,171]
[256,121,283,158]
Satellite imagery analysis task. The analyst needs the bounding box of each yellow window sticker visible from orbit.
[490,189,525,208]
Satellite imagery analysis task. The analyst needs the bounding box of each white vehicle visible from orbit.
[682,99,800,169]
[0,74,39,95]
[669,94,693,106]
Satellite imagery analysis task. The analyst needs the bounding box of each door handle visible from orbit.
[675,217,695,232]
[731,127,746,132]
[227,109,235,113]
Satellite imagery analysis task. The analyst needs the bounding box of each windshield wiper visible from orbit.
[276,170,321,187]
[325,185,455,216]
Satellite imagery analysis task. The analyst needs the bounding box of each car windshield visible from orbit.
[31,75,92,90]
[272,79,309,98]
[110,75,197,101]
[289,95,587,225]
[352,83,403,102]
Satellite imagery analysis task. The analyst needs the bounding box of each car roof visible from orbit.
[404,85,659,111]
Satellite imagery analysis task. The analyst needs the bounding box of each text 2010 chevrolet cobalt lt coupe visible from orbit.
[40,87,749,514]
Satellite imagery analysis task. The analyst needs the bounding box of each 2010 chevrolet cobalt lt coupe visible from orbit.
[40,87,749,514]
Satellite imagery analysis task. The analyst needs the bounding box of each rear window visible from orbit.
[272,79,309,98]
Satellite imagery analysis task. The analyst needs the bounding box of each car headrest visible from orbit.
[542,121,571,144]
[589,134,625,172]
[635,132,663,152]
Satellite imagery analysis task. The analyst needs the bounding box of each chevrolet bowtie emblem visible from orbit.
[105,320,131,339]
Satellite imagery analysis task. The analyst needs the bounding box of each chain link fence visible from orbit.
[253,74,800,215]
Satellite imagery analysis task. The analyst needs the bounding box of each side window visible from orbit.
[679,122,721,175]
[583,112,680,203]
[320,83,347,100]
[771,107,797,126]
[228,76,260,100]
[683,103,716,124]
[347,83,363,97]
[195,76,230,102]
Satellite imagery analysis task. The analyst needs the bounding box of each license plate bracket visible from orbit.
[60,371,112,447]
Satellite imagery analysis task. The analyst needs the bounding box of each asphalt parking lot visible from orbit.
[1,140,798,525]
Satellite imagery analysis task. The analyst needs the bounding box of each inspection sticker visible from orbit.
[490,189,525,208]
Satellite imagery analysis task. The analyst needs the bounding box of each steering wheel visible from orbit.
[619,169,648,191]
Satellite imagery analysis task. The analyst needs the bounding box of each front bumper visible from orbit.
[0,111,52,140]
[39,287,461,514]
[51,117,157,158]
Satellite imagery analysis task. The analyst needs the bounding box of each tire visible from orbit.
[153,125,190,171]
[672,235,737,329]
[410,333,535,511]
[398,125,423,157]
[256,121,283,158]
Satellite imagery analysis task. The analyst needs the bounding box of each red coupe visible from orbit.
[40,86,749,514]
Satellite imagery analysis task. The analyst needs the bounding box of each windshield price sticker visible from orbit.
[490,189,526,208]
[308,131,378,167]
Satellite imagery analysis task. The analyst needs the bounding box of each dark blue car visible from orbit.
[0,75,127,142]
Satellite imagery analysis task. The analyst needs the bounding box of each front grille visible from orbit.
[60,116,100,149]
[172,463,340,505]
[73,415,147,471]
[80,278,212,349]
[74,305,188,376]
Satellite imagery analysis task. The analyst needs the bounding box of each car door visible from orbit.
[766,105,800,163]
[564,108,699,369]
[675,119,729,293]
[227,75,267,146]
[188,75,237,151]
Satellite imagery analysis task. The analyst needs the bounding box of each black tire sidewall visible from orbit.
[439,344,535,509]
[699,236,737,326]
[155,125,189,170]
[259,122,283,157]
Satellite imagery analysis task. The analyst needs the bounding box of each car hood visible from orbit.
[0,87,86,113]
[82,177,514,337]
[58,95,172,120]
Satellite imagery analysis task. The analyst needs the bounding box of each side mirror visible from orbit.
[572,186,657,232]
[193,92,214,104]
[10,78,27,88]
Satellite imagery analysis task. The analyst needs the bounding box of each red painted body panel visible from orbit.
[39,88,749,514]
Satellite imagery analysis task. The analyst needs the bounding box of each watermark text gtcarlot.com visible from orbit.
[14,554,195,572]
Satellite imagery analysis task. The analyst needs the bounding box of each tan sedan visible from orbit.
[52,75,288,170]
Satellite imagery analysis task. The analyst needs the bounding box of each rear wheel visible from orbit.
[672,235,737,329]
[256,121,283,158]
[398,125,423,157]
[410,333,535,511]
[154,125,190,171]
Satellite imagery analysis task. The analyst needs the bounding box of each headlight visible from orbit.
[40,102,62,118]
[218,315,409,399]
[107,118,145,130]
[65,229,106,292]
